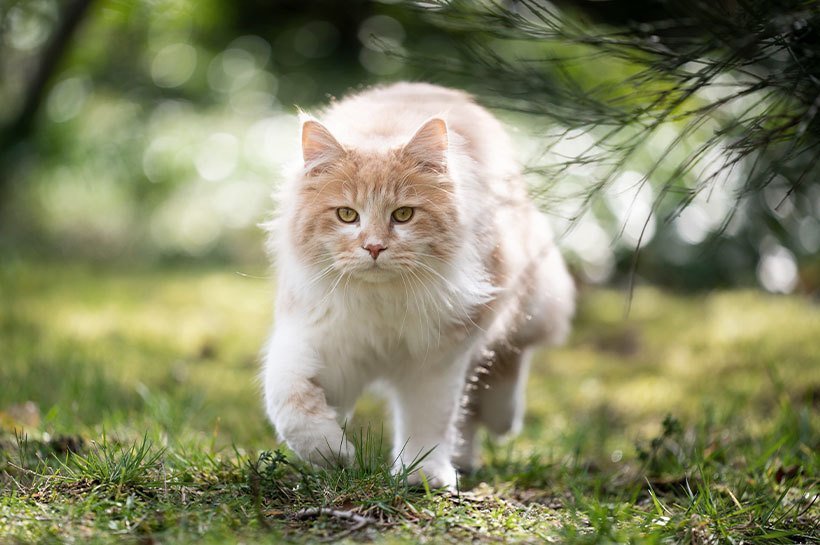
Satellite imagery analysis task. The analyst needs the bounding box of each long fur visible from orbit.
[262,82,575,489]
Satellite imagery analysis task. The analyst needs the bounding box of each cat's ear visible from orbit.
[301,120,344,172]
[403,118,448,173]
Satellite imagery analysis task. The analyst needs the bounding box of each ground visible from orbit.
[0,257,818,544]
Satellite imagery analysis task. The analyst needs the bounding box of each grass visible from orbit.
[0,256,818,544]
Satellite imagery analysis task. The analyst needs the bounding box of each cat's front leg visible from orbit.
[263,328,354,467]
[391,357,468,491]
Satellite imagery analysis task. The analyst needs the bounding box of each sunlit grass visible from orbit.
[1,258,818,543]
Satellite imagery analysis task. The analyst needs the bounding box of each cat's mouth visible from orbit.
[349,261,397,282]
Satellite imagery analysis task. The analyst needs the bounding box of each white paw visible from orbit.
[286,428,355,468]
[402,459,458,492]
[307,438,356,468]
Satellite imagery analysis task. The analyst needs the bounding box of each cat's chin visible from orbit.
[349,265,400,283]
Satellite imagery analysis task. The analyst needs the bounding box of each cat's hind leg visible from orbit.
[454,344,532,471]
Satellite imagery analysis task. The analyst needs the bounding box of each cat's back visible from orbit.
[320,82,518,180]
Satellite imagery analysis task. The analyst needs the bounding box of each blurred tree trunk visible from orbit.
[0,0,94,198]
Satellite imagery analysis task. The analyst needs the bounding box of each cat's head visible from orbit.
[287,118,461,282]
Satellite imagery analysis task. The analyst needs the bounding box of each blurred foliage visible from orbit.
[0,0,818,292]
[0,0,449,262]
[413,0,820,291]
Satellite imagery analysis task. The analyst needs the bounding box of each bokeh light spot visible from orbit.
[358,15,405,47]
[757,241,798,294]
[244,114,300,170]
[5,1,57,51]
[561,216,615,283]
[151,187,221,256]
[357,14,405,74]
[47,76,92,123]
[209,49,254,93]
[359,48,403,75]
[142,136,178,183]
[675,204,710,245]
[211,179,270,229]
[222,48,256,79]
[230,35,271,67]
[195,133,239,181]
[151,43,197,88]
[229,72,278,115]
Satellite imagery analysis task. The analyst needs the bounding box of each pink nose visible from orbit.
[363,243,386,260]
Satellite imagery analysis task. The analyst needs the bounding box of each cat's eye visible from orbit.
[336,207,359,223]
[391,207,414,223]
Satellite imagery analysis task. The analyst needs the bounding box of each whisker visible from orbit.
[396,271,411,346]
[414,263,487,334]
[341,272,353,311]
[318,271,347,308]
[404,267,435,362]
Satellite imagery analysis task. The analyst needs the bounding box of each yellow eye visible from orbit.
[391,207,414,223]
[336,207,358,223]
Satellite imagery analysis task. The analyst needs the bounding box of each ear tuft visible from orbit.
[302,120,344,171]
[403,118,448,173]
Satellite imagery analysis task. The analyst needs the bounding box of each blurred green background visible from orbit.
[1,4,818,541]
[0,0,453,265]
[1,0,818,290]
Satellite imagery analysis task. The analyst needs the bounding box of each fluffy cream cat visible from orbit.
[263,82,575,490]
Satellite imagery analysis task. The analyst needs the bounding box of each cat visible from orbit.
[262,82,575,490]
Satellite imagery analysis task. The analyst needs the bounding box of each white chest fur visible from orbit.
[285,266,486,363]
